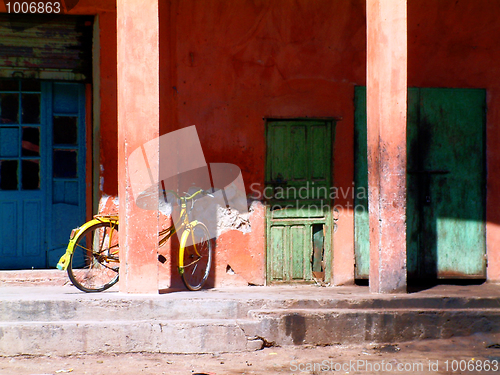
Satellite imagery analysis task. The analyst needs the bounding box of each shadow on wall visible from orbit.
[127,125,250,289]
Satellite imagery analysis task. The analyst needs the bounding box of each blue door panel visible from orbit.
[0,201,17,257]
[53,180,79,205]
[0,127,19,157]
[0,80,86,269]
[46,83,86,268]
[22,200,42,257]
[47,203,82,267]
[53,84,80,114]
[0,199,45,269]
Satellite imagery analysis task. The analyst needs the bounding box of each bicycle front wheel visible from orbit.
[68,221,120,293]
[180,223,213,291]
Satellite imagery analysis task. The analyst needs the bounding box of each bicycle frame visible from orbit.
[159,194,202,274]
[57,215,119,271]
[57,189,207,274]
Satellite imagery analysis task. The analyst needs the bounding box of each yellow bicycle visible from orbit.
[57,189,214,293]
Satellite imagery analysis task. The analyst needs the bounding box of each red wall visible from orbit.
[408,0,500,281]
[156,0,500,284]
[98,11,118,196]
[170,0,365,187]
[159,0,366,285]
[28,0,500,284]
[0,0,118,195]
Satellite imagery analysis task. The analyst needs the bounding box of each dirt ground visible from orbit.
[1,333,500,375]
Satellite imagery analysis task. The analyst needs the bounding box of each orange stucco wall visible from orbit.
[147,0,500,285]
[98,11,119,196]
[157,0,366,286]
[407,0,500,281]
[0,1,118,196]
[78,0,500,285]
[9,0,499,284]
[367,0,407,293]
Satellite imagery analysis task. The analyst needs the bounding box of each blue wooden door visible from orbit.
[0,81,86,269]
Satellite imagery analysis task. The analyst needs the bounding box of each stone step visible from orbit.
[3,293,499,323]
[247,308,500,346]
[253,296,500,310]
[0,319,263,356]
[1,284,499,355]
[3,302,499,355]
[0,297,250,322]
[0,270,68,286]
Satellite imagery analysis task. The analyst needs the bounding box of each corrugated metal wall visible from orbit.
[0,14,93,81]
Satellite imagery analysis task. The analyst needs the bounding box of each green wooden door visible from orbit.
[266,120,334,283]
[354,87,486,279]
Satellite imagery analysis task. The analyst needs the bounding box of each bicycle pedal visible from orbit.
[158,254,167,263]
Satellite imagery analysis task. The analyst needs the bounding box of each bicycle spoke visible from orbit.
[68,222,120,292]
[181,223,212,291]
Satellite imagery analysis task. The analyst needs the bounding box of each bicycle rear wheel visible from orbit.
[180,223,213,291]
[68,221,120,292]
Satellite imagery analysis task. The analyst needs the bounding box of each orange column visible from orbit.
[117,0,160,293]
[366,0,407,293]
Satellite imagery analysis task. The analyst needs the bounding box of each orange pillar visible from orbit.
[366,0,407,293]
[117,0,159,293]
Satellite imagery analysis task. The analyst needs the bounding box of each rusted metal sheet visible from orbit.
[0,14,92,81]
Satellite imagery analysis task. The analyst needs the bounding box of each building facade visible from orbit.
[1,0,499,292]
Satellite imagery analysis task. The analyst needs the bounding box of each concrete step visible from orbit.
[3,293,499,322]
[0,297,250,321]
[247,308,500,346]
[1,284,499,355]
[0,319,263,356]
[4,292,500,322]
[251,296,500,310]
[0,270,68,286]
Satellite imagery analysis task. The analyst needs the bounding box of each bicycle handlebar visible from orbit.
[163,188,214,201]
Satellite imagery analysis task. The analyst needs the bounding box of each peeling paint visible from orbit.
[98,194,111,213]
[216,205,251,236]
[99,164,105,192]
[226,264,235,275]
[98,194,119,215]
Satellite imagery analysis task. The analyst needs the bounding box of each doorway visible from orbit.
[0,80,87,269]
[266,119,335,283]
[354,87,486,280]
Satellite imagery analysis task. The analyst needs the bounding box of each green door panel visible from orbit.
[266,120,334,283]
[354,87,486,279]
[290,225,308,280]
[270,200,328,219]
[269,225,286,281]
[354,88,369,278]
[266,121,332,200]
[412,88,486,278]
[406,88,420,277]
